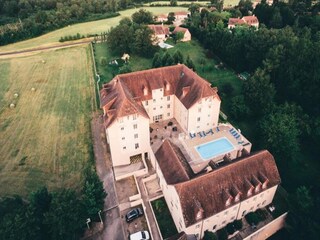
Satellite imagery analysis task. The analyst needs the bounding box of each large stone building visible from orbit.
[100,65,282,239]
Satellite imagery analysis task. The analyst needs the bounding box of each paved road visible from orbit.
[0,39,92,57]
[91,113,125,240]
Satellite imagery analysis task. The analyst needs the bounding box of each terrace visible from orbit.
[149,119,252,174]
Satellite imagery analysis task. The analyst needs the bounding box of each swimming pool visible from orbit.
[195,137,234,160]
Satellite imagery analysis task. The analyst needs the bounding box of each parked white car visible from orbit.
[129,231,150,240]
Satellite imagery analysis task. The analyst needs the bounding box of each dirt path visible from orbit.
[0,39,93,58]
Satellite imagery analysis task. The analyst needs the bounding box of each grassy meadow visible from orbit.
[0,7,187,53]
[0,46,94,196]
[95,39,241,96]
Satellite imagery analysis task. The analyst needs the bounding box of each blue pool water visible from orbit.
[195,137,234,160]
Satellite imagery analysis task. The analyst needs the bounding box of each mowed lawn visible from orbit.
[0,7,187,53]
[0,46,94,196]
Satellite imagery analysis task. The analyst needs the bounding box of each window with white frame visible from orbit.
[167,96,170,101]
[145,100,148,106]
[135,143,139,149]
[167,113,170,117]
[121,127,124,130]
[134,134,138,139]
[123,146,126,150]
[133,114,137,120]
[133,124,137,129]
[167,104,170,108]
[197,117,200,122]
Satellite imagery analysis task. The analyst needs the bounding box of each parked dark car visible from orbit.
[125,208,143,222]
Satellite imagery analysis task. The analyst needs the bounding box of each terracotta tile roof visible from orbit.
[157,14,167,18]
[173,26,189,34]
[100,65,220,128]
[175,11,189,16]
[155,139,194,184]
[242,16,259,25]
[171,150,281,227]
[148,24,169,35]
[228,18,245,25]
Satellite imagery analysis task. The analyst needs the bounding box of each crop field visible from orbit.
[0,7,188,53]
[0,46,94,196]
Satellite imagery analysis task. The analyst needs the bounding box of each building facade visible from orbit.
[100,65,220,167]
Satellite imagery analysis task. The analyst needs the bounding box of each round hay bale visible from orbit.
[31,87,36,92]
[14,93,19,98]
[42,60,46,63]
[10,103,15,109]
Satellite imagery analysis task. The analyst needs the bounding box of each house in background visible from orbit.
[156,14,168,23]
[228,15,259,29]
[173,27,191,42]
[148,24,169,44]
[174,11,189,26]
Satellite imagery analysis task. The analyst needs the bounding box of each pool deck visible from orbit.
[149,119,252,174]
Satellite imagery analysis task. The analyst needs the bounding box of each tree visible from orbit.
[119,17,132,26]
[243,68,275,115]
[170,0,177,6]
[167,12,175,24]
[186,55,196,70]
[161,52,171,66]
[203,230,217,240]
[106,24,134,54]
[152,52,162,68]
[165,55,174,66]
[172,31,184,43]
[132,9,153,24]
[45,190,85,240]
[238,0,253,16]
[82,168,107,219]
[287,186,320,240]
[258,103,301,163]
[229,95,251,120]
[132,26,156,57]
[173,50,184,64]
[270,7,283,28]
[188,3,200,17]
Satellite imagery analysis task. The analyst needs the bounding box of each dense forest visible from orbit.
[185,0,320,239]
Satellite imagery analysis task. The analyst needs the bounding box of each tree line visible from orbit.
[186,1,320,239]
[0,165,106,240]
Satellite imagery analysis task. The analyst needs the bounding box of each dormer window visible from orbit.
[143,86,148,96]
[255,185,261,193]
[262,179,269,189]
[226,198,232,207]
[247,188,253,197]
[235,194,240,202]
[165,82,171,91]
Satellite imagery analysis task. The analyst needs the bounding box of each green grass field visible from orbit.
[0,46,94,196]
[95,40,241,95]
[0,7,187,53]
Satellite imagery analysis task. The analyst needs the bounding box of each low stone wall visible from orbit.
[243,213,287,240]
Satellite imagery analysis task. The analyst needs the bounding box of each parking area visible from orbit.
[121,204,150,239]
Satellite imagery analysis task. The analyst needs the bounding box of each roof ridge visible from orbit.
[166,140,191,181]
[175,150,270,189]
